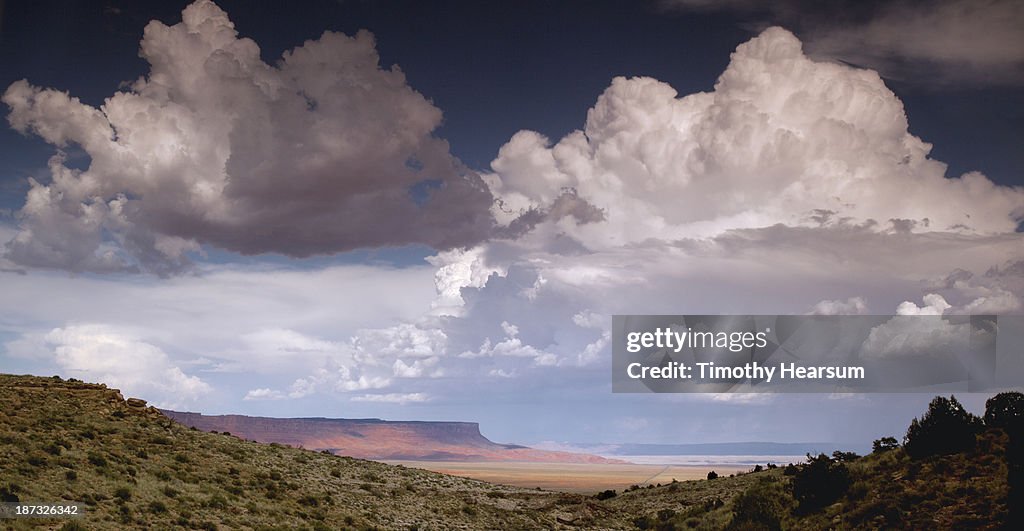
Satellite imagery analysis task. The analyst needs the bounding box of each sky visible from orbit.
[0,0,1022,448]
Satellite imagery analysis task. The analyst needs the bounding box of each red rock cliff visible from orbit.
[160,410,619,463]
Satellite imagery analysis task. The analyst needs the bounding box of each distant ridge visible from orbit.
[161,410,618,463]
[533,441,871,458]
[607,442,863,456]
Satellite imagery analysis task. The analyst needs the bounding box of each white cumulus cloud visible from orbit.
[2,0,495,274]
[42,324,211,408]
[484,27,1023,249]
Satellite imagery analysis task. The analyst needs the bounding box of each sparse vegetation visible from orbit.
[0,374,1013,529]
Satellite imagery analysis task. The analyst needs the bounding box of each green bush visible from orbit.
[87,452,107,468]
[114,486,132,501]
[707,470,718,480]
[729,482,784,530]
[595,489,617,500]
[206,493,228,509]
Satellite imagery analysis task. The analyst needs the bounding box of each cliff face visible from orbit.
[160,410,615,463]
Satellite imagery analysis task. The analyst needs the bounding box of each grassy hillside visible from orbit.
[0,374,1012,530]
[596,433,1008,530]
[0,374,639,530]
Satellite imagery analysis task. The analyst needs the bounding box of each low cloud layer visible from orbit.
[2,0,494,274]
[10,324,211,409]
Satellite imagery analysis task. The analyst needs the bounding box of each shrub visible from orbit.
[904,395,981,459]
[114,486,132,501]
[707,470,718,480]
[87,453,107,468]
[831,450,860,462]
[872,436,899,454]
[0,483,20,502]
[206,493,228,509]
[65,470,77,481]
[27,453,47,467]
[791,454,850,512]
[595,489,617,500]
[729,482,784,530]
[149,500,168,513]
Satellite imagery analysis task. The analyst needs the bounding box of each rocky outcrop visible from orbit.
[160,410,619,463]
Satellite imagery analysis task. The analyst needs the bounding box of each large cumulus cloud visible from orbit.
[484,27,1023,249]
[2,0,493,274]
[395,27,1024,384]
[252,28,1024,404]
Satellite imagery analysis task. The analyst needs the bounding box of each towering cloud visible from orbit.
[3,0,494,274]
[484,27,1023,249]
[421,27,1024,378]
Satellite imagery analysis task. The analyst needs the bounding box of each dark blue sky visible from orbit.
[1,0,1020,214]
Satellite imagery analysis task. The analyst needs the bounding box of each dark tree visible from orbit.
[791,453,850,512]
[903,395,981,459]
[831,450,860,462]
[984,392,1024,430]
[872,436,899,454]
[707,470,718,480]
[986,392,1024,528]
